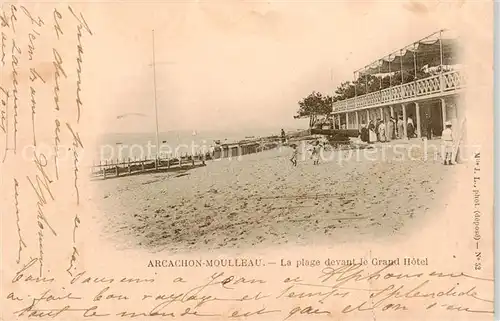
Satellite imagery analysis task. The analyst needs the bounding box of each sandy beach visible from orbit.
[92,139,459,253]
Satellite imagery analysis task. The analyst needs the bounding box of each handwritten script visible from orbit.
[1,3,92,318]
[4,260,494,320]
[0,3,493,321]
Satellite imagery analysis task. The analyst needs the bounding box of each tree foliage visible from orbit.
[295,91,332,128]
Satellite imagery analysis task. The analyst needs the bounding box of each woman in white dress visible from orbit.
[378,121,386,142]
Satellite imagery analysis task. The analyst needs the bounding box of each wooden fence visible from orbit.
[90,140,280,179]
[90,155,206,179]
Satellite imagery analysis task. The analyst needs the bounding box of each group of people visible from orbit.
[289,140,323,167]
[286,115,456,166]
[359,114,418,143]
[358,116,456,165]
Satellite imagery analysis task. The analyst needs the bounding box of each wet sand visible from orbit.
[92,139,459,253]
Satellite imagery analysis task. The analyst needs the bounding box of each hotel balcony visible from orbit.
[330,29,465,138]
[332,70,465,113]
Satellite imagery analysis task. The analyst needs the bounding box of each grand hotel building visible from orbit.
[331,29,465,139]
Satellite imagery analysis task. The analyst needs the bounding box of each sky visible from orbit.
[79,1,472,134]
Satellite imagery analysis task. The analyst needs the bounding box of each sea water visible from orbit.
[92,128,289,162]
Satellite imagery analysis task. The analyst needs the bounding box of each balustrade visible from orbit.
[332,70,463,112]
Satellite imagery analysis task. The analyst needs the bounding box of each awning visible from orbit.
[358,30,461,76]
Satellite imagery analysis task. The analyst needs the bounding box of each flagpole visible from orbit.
[152,29,160,162]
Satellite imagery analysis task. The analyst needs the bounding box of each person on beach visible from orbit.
[360,124,369,143]
[441,121,455,165]
[407,116,415,139]
[281,129,286,143]
[378,120,386,142]
[388,116,395,140]
[425,113,433,140]
[310,140,321,165]
[368,120,377,143]
[290,144,298,166]
[397,115,405,139]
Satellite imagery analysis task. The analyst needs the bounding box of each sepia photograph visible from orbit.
[89,14,467,253]
[0,1,494,320]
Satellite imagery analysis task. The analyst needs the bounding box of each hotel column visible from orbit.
[355,111,359,128]
[415,102,421,138]
[338,114,342,129]
[379,107,383,120]
[332,114,336,129]
[390,106,395,118]
[366,109,370,123]
[440,98,447,128]
[402,103,408,139]
[346,113,350,129]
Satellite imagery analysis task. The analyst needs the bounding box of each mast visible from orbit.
[152,29,160,160]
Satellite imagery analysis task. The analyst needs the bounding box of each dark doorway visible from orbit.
[418,101,443,138]
[429,101,443,137]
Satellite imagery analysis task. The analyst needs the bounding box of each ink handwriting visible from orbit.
[52,48,67,111]
[13,178,27,264]
[53,9,63,39]
[68,6,92,123]
[1,32,6,66]
[11,38,20,155]
[6,266,493,319]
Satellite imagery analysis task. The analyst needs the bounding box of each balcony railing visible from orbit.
[332,70,465,112]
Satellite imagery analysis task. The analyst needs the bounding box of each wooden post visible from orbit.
[103,160,107,179]
[128,158,131,174]
[355,111,359,128]
[192,155,195,166]
[415,102,421,138]
[167,157,170,168]
[439,30,444,92]
[378,62,381,89]
[141,157,145,171]
[402,103,408,139]
[364,67,368,94]
[390,105,395,118]
[115,159,119,177]
[353,71,357,108]
[440,98,447,129]
[412,44,417,82]
[389,55,392,87]
[400,49,404,84]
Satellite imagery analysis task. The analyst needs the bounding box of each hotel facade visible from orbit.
[331,30,465,139]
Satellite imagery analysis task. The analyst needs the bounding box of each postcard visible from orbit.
[0,1,494,320]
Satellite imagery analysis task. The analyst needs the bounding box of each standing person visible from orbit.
[407,116,415,139]
[397,115,405,139]
[374,118,380,141]
[388,116,395,141]
[368,120,377,143]
[360,124,369,143]
[290,144,298,166]
[441,121,454,165]
[280,129,286,143]
[425,113,433,140]
[310,140,321,165]
[378,120,386,142]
